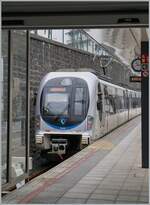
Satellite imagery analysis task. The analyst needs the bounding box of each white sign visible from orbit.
[131,57,141,72]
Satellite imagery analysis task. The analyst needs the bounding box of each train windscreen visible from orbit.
[41,77,89,129]
[43,93,69,116]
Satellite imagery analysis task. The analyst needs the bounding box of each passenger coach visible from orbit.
[35,72,141,156]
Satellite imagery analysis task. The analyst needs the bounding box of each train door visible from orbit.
[71,86,88,129]
[96,82,106,137]
[67,77,90,131]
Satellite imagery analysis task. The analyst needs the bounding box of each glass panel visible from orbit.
[43,93,69,116]
[64,29,72,45]
[74,88,84,116]
[52,30,64,43]
[1,30,8,184]
[11,30,27,180]
[30,29,113,60]
[75,102,82,116]
[75,88,84,101]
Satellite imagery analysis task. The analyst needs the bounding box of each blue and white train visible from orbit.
[35,72,141,155]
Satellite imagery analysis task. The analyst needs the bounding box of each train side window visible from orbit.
[108,87,116,114]
[97,83,103,121]
[131,93,134,108]
[104,85,110,113]
[120,90,124,111]
[134,93,137,108]
[129,92,132,108]
[123,90,128,109]
[116,90,124,112]
[115,92,121,112]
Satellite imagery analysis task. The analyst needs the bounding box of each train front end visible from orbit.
[35,73,94,155]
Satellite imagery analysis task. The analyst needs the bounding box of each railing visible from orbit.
[30,29,124,65]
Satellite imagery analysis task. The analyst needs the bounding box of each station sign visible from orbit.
[142,67,149,78]
[141,53,149,64]
[141,53,149,78]
[130,76,141,82]
[131,57,141,72]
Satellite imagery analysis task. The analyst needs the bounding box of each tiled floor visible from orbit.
[2,116,149,204]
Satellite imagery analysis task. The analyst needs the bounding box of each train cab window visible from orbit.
[74,88,84,116]
[43,92,69,116]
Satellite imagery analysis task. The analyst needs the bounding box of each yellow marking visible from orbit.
[90,140,114,151]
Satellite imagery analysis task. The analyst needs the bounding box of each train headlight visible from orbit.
[87,115,94,130]
[36,135,43,144]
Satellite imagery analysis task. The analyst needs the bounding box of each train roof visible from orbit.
[99,78,126,90]
[42,71,98,83]
[42,71,140,94]
[100,78,140,93]
[46,71,96,77]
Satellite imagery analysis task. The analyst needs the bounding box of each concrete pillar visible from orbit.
[0,58,3,167]
[0,3,3,162]
[141,28,149,168]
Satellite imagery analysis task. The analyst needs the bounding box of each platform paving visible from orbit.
[2,116,149,204]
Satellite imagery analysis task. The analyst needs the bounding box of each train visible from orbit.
[35,72,141,156]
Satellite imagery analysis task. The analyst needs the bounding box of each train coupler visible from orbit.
[51,139,68,155]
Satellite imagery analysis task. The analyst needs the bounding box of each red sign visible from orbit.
[142,70,149,77]
[141,53,149,78]
[141,54,149,64]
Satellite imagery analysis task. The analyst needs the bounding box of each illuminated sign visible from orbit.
[130,76,141,82]
[141,53,149,78]
[49,87,66,92]
[141,54,149,64]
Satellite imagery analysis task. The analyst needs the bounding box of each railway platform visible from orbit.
[2,116,149,204]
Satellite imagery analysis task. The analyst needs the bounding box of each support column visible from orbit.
[0,58,3,159]
[141,41,149,168]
